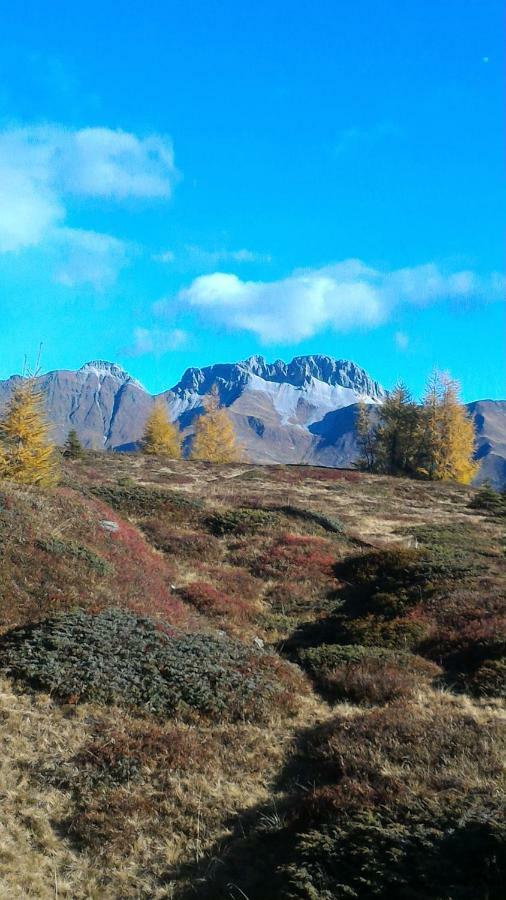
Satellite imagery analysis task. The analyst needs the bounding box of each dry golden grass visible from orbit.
[0,454,503,898]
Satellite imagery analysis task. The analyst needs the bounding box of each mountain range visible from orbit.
[0,355,504,486]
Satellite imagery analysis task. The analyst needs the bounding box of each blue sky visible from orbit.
[0,0,503,400]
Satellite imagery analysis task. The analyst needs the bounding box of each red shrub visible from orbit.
[252,534,336,580]
[179,581,254,623]
[140,519,221,562]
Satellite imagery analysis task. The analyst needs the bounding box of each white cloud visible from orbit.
[123,327,188,357]
[153,244,271,268]
[153,249,175,263]
[56,127,177,199]
[185,245,271,266]
[177,260,502,344]
[52,228,129,290]
[0,124,178,279]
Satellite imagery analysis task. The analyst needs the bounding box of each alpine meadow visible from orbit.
[0,2,504,899]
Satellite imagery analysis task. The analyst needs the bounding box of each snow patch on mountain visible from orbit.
[78,361,145,390]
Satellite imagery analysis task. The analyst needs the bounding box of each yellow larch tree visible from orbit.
[190,386,242,463]
[142,400,181,458]
[420,372,478,484]
[0,379,60,487]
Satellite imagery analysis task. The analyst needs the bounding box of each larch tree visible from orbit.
[420,373,478,484]
[190,385,242,463]
[141,401,181,458]
[0,379,60,487]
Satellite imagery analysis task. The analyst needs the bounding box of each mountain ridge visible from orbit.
[0,355,504,485]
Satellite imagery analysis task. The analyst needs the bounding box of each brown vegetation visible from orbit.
[0,451,503,898]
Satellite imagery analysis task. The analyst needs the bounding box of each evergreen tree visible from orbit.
[418,372,443,480]
[190,386,242,463]
[0,379,59,487]
[355,400,377,471]
[142,401,181,458]
[63,428,84,459]
[374,383,421,476]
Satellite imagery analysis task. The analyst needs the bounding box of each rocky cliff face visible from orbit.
[0,357,504,486]
[0,361,152,450]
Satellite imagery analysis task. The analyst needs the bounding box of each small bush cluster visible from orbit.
[140,519,221,562]
[198,699,506,899]
[468,485,506,517]
[179,581,254,623]
[274,504,344,535]
[72,720,211,790]
[0,608,299,721]
[205,507,278,536]
[339,545,474,616]
[297,643,440,704]
[35,536,112,576]
[252,534,336,580]
[90,483,203,522]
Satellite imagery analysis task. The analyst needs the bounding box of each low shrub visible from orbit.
[279,809,506,900]
[338,546,473,616]
[466,659,506,699]
[140,520,221,561]
[252,534,336,580]
[0,608,299,721]
[72,720,211,789]
[35,536,112,576]
[179,581,254,623]
[297,644,439,704]
[90,484,204,522]
[340,612,431,650]
[468,485,506,518]
[272,505,344,535]
[196,700,506,899]
[205,507,278,536]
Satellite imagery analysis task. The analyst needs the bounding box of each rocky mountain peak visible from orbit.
[78,361,144,389]
[172,354,385,402]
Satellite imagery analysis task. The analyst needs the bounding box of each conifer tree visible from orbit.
[355,400,377,471]
[0,379,59,487]
[420,373,477,484]
[190,386,242,463]
[63,428,84,459]
[374,383,421,476]
[142,401,181,458]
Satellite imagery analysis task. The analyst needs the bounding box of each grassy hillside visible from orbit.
[0,454,504,899]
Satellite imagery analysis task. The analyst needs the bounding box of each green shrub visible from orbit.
[280,810,506,900]
[341,614,431,650]
[468,485,506,518]
[273,505,344,535]
[205,507,278,536]
[297,642,437,673]
[35,537,112,576]
[0,608,295,721]
[339,546,473,612]
[467,659,506,699]
[90,484,203,522]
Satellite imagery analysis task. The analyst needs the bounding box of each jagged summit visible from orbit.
[78,361,144,389]
[0,356,501,484]
[170,354,385,403]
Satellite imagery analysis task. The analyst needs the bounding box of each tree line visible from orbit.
[356,372,477,484]
[0,369,478,488]
[0,380,242,487]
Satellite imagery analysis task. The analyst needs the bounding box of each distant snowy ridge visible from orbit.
[0,354,503,486]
